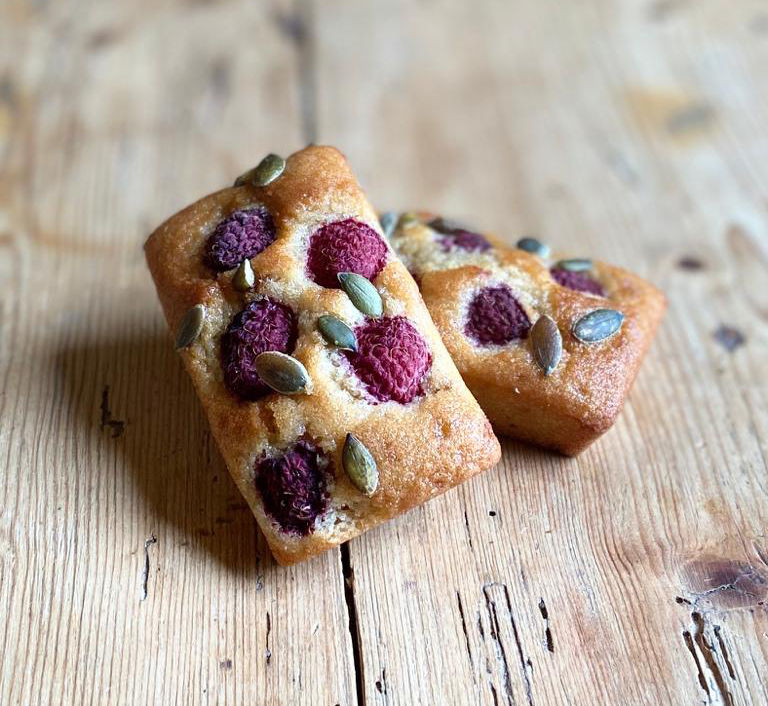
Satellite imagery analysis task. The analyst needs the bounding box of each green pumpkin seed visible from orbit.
[233,167,256,187]
[317,315,357,351]
[379,212,398,238]
[555,258,592,272]
[232,258,255,291]
[254,351,310,394]
[530,315,562,375]
[342,433,378,496]
[428,216,471,235]
[397,212,419,229]
[175,304,205,350]
[337,272,383,317]
[253,153,286,186]
[234,153,286,187]
[516,237,550,258]
[572,309,624,343]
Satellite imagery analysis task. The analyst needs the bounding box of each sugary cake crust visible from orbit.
[144,147,500,564]
[390,214,666,456]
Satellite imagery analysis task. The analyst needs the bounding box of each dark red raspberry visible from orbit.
[220,298,297,400]
[465,285,531,345]
[438,229,492,253]
[204,207,276,271]
[344,316,432,404]
[550,267,605,296]
[429,217,492,253]
[254,441,330,536]
[307,218,388,288]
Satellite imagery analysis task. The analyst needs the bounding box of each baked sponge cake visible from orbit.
[387,213,666,456]
[144,147,500,565]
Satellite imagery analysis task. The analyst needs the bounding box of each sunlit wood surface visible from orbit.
[1,0,766,703]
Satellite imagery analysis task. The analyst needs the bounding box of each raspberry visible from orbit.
[254,441,329,535]
[344,316,432,404]
[429,217,492,253]
[465,285,531,345]
[550,267,605,296]
[204,207,276,271]
[307,218,388,288]
[220,298,297,400]
[438,229,492,253]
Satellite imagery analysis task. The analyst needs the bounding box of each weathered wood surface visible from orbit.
[1,0,767,704]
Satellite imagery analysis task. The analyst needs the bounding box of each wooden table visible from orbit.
[2,1,767,704]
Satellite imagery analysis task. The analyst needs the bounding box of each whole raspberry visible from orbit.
[465,285,531,345]
[344,316,432,404]
[204,207,276,271]
[307,218,388,288]
[254,441,330,536]
[550,268,605,296]
[220,298,298,400]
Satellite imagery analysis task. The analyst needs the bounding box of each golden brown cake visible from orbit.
[144,147,500,565]
[388,213,666,455]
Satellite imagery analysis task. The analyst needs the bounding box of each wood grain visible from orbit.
[1,0,767,704]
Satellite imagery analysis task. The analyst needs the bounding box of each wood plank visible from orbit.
[313,1,768,703]
[0,1,356,704]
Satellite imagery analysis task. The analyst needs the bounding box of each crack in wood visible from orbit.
[265,611,272,665]
[538,598,554,653]
[456,591,476,675]
[482,583,534,706]
[100,385,125,438]
[682,628,709,694]
[482,587,515,705]
[692,612,735,706]
[140,534,156,601]
[463,509,474,549]
[341,543,364,705]
[374,667,387,695]
[713,626,736,680]
[501,586,535,706]
[682,611,735,705]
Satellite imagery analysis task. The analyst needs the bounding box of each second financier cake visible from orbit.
[387,212,665,455]
[145,146,501,565]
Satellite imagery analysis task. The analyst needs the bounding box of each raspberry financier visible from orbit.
[145,147,500,565]
[387,213,665,456]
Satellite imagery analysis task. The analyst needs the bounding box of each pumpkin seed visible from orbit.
[254,153,286,186]
[232,258,255,291]
[317,315,357,351]
[254,351,310,394]
[233,167,256,187]
[337,272,383,317]
[379,212,398,238]
[516,237,550,258]
[397,212,419,229]
[530,315,562,375]
[555,258,592,272]
[342,433,378,496]
[175,304,205,350]
[428,216,470,235]
[572,309,624,343]
[235,153,285,187]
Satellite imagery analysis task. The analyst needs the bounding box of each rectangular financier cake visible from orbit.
[387,213,666,456]
[145,147,500,565]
